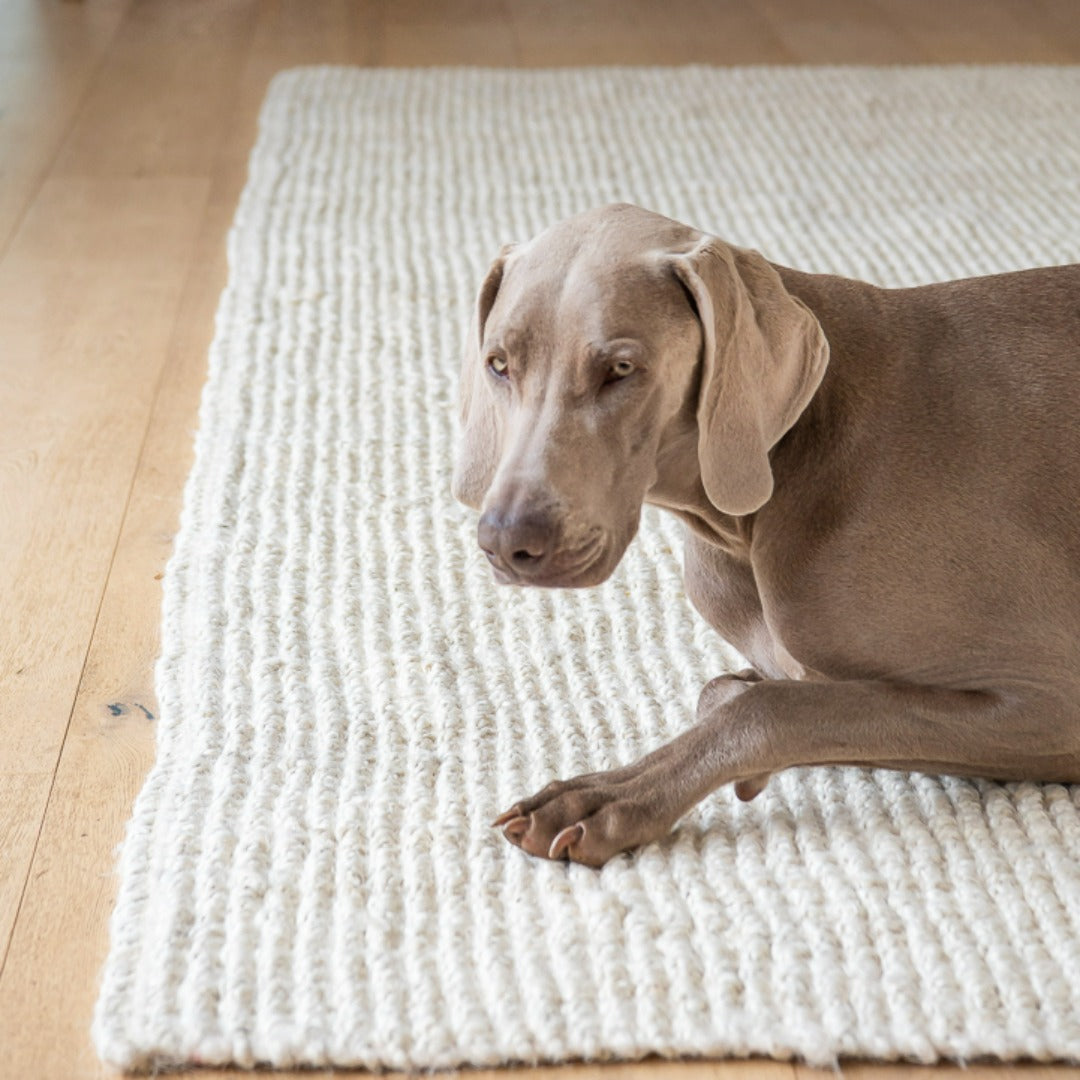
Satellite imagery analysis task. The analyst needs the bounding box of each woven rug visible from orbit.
[93,66,1080,1072]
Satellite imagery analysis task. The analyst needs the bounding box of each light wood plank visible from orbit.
[383,0,516,65]
[0,0,131,255]
[867,0,1076,63]
[0,174,230,1079]
[0,174,208,970]
[751,0,922,64]
[0,0,260,968]
[51,0,259,178]
[1034,0,1080,59]
[622,0,790,66]
[507,0,788,67]
[0,0,254,1066]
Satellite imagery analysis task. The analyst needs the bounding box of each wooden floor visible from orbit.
[2,1,1079,1077]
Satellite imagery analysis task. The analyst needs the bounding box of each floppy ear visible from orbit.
[451,243,517,510]
[671,238,829,516]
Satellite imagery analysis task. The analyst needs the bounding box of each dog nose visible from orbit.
[478,507,557,575]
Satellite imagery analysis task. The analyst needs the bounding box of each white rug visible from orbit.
[93,66,1080,1071]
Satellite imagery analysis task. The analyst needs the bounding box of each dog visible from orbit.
[451,202,1080,868]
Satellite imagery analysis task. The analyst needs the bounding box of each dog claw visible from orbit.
[501,815,530,841]
[548,822,585,859]
[492,805,523,827]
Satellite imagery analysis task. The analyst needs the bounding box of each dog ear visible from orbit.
[671,238,828,516]
[451,243,517,510]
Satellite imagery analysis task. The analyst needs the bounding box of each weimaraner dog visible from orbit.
[452,202,1080,868]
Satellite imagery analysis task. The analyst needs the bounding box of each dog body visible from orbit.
[684,266,1080,712]
[454,203,1080,867]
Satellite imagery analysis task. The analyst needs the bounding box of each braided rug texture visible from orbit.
[93,66,1080,1071]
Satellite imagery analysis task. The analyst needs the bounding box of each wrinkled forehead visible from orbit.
[486,239,694,357]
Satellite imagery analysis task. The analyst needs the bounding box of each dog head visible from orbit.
[452,202,828,586]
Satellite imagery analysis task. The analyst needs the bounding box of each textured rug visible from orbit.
[93,66,1080,1072]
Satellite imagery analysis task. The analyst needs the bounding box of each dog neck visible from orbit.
[645,432,755,556]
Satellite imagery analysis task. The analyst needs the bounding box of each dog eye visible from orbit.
[604,358,635,383]
[487,354,509,377]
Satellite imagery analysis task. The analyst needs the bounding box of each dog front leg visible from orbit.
[495,677,1075,867]
[492,669,767,867]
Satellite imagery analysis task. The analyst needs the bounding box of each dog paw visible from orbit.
[492,771,673,868]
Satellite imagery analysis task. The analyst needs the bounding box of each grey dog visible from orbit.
[452,202,1080,868]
